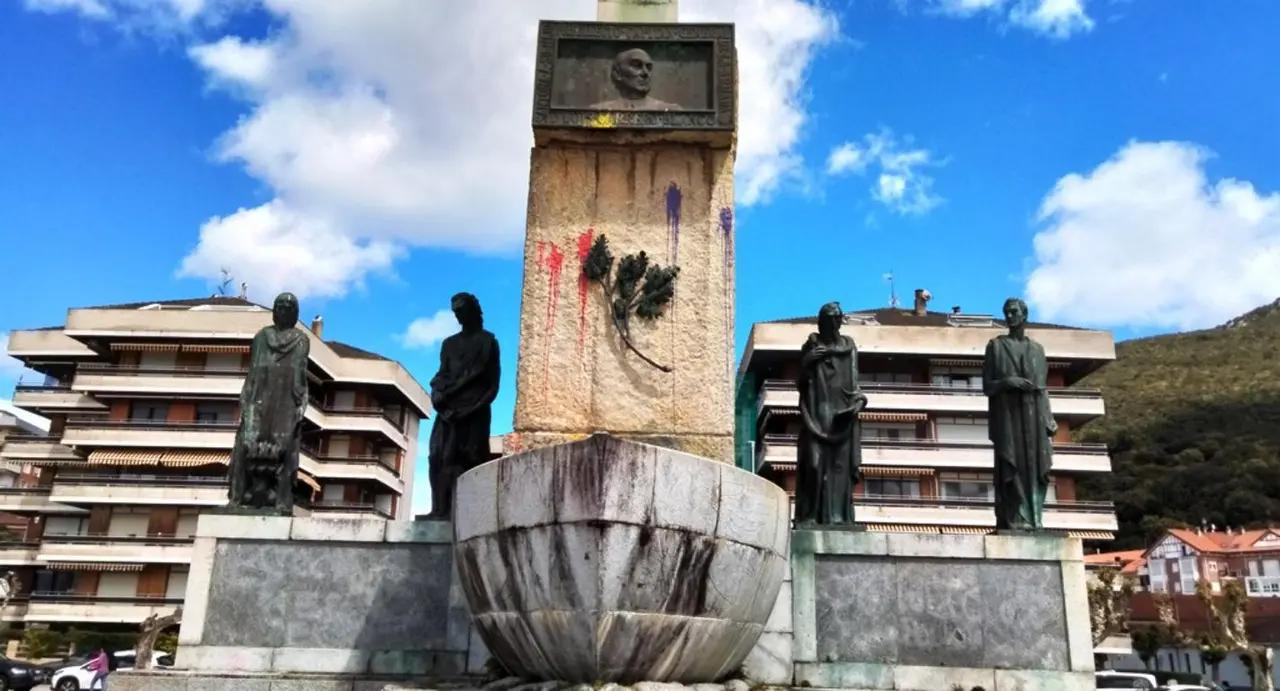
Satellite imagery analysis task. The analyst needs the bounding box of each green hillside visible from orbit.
[1076,299,1280,549]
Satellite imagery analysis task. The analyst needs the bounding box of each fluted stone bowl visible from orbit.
[453,434,790,684]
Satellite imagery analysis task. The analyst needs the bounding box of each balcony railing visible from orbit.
[0,487,53,496]
[856,492,1115,513]
[26,592,183,605]
[307,501,392,519]
[54,474,226,488]
[302,446,400,475]
[760,433,1109,455]
[65,417,238,431]
[308,397,405,433]
[761,379,1103,398]
[13,383,72,391]
[40,533,195,544]
[76,363,248,377]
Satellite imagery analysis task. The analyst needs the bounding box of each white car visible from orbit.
[1096,670,1159,689]
[49,651,172,691]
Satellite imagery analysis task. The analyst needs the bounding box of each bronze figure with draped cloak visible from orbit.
[226,292,310,515]
[982,297,1057,532]
[794,302,868,528]
[423,293,501,521]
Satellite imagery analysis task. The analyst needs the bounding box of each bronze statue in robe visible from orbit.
[226,292,310,515]
[794,302,867,527]
[424,293,501,520]
[982,297,1057,531]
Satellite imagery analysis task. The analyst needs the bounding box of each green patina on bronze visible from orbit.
[982,297,1057,532]
[226,292,310,515]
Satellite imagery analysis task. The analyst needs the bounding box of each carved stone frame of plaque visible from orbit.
[532,21,736,144]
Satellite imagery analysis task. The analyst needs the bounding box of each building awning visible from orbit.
[1068,530,1116,541]
[860,412,929,423]
[862,466,935,477]
[87,450,163,466]
[941,526,992,535]
[109,343,180,352]
[45,562,144,573]
[181,344,250,354]
[865,524,941,533]
[297,471,321,493]
[159,451,228,467]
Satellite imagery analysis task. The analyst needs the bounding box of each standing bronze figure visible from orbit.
[226,292,310,515]
[424,293,501,520]
[982,297,1057,531]
[794,302,867,527]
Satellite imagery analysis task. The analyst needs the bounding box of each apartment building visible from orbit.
[0,296,431,630]
[736,291,1119,539]
[1140,527,1280,598]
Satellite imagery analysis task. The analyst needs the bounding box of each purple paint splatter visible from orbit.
[665,182,682,264]
[719,206,735,381]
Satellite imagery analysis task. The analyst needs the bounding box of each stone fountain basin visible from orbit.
[453,434,790,684]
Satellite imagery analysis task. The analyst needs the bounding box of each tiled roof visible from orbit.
[1085,549,1146,574]
[763,307,1082,331]
[1160,528,1280,555]
[325,340,389,362]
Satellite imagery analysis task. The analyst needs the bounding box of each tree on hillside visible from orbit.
[1154,581,1274,690]
[1089,567,1135,646]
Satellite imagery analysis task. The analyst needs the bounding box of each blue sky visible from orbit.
[4,0,1280,512]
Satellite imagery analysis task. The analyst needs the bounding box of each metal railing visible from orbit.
[65,417,237,430]
[0,486,54,495]
[26,592,183,604]
[758,433,1109,455]
[308,397,405,433]
[76,363,248,377]
[40,532,195,544]
[54,474,226,488]
[301,447,401,476]
[760,378,1103,398]
[13,382,72,391]
[856,492,1115,513]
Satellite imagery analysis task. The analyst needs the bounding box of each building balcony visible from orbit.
[71,363,246,397]
[0,487,87,515]
[300,448,404,494]
[306,501,392,520]
[50,474,227,506]
[0,435,84,463]
[2,594,185,624]
[61,418,236,449]
[854,494,1118,533]
[11,384,107,412]
[0,543,39,566]
[757,380,1106,422]
[1245,576,1280,598]
[304,400,408,450]
[757,434,1112,474]
[38,534,195,565]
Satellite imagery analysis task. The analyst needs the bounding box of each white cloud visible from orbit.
[920,0,1095,39]
[28,0,840,299]
[24,0,219,31]
[1025,140,1280,331]
[400,310,459,350]
[826,129,943,215]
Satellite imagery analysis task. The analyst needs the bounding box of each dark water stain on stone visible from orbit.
[456,541,493,614]
[663,532,717,616]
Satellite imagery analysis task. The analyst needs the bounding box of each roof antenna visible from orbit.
[884,271,899,309]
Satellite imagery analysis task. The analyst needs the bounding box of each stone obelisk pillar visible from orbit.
[510,0,737,462]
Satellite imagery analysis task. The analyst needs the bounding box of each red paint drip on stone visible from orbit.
[539,241,566,397]
[576,228,595,349]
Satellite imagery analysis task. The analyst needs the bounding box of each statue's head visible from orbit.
[610,48,654,99]
[817,301,843,338]
[272,292,299,330]
[1002,297,1028,329]
[451,292,483,331]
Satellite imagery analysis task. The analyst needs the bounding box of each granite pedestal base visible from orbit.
[739,530,1095,691]
[140,514,490,690]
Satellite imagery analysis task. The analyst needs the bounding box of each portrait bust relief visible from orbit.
[590,48,683,112]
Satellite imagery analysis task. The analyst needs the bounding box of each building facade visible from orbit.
[1141,528,1280,598]
[735,296,1119,539]
[0,297,431,630]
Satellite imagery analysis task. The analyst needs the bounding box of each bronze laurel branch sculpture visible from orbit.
[582,234,679,373]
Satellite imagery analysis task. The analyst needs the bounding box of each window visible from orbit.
[930,366,982,389]
[864,478,921,498]
[32,570,76,594]
[860,372,913,384]
[940,472,994,501]
[129,401,169,421]
[864,424,914,441]
[195,402,237,424]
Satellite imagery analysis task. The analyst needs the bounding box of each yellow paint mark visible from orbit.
[585,113,616,129]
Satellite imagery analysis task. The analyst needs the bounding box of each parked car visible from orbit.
[0,653,47,691]
[38,654,89,679]
[1097,669,1159,689]
[50,650,172,691]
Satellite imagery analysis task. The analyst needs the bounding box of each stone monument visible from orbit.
[982,297,1056,532]
[424,292,501,521]
[224,291,310,516]
[510,7,738,463]
[793,301,866,528]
